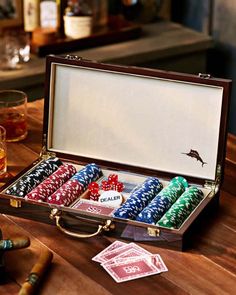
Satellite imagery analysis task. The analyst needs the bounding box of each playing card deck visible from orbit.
[92,241,168,283]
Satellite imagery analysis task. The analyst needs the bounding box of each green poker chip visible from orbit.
[157,185,204,229]
[171,176,188,189]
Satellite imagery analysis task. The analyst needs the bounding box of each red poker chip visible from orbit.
[47,179,84,206]
[26,164,76,201]
[26,189,44,201]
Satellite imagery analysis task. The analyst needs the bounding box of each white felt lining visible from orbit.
[47,63,224,181]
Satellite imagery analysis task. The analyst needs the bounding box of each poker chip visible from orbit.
[113,177,163,220]
[136,176,188,224]
[47,179,84,206]
[25,164,77,202]
[157,186,204,229]
[171,176,188,189]
[71,163,102,188]
[98,190,123,207]
[5,157,63,198]
[47,163,102,206]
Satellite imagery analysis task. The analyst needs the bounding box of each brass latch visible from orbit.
[10,199,22,208]
[147,227,160,237]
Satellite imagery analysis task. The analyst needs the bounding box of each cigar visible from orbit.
[0,237,30,251]
[19,249,53,295]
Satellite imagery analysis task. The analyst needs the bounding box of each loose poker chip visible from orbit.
[25,163,77,202]
[157,186,204,229]
[113,177,163,219]
[5,157,63,198]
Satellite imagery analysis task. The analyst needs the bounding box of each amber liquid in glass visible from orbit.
[0,148,7,174]
[0,112,27,142]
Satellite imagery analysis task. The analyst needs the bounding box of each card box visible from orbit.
[0,55,231,250]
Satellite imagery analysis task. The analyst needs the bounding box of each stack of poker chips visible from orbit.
[136,176,188,224]
[157,186,204,229]
[113,177,163,220]
[5,157,63,198]
[47,163,102,206]
[25,164,77,202]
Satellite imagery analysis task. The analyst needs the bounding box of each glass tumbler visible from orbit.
[0,126,7,175]
[0,90,28,142]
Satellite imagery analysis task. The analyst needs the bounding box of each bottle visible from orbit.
[40,0,58,29]
[40,0,67,35]
[64,0,92,17]
[64,0,93,39]
[88,0,108,28]
[23,0,40,32]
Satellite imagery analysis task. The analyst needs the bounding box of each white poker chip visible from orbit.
[98,190,123,208]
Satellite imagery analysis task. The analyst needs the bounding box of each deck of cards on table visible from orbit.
[92,241,168,283]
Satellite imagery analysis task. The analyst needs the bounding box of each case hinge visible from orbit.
[204,164,221,194]
[204,180,216,192]
[40,146,57,160]
[198,73,212,79]
[40,134,56,160]
[65,55,83,61]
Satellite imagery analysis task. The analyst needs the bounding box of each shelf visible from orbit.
[31,24,142,57]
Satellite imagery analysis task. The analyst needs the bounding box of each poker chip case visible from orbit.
[0,55,231,251]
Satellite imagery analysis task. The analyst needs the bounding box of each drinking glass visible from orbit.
[0,90,28,142]
[0,126,7,176]
[0,30,30,70]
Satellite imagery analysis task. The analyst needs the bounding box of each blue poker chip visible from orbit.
[71,163,102,189]
[113,177,163,219]
[136,175,188,224]
[136,195,171,224]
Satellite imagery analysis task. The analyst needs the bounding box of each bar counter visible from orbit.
[0,21,213,100]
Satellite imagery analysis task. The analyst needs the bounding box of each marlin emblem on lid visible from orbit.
[182,149,207,167]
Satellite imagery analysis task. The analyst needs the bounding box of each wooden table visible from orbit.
[0,100,235,294]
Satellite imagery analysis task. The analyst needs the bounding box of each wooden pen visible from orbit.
[19,249,53,295]
[0,237,30,251]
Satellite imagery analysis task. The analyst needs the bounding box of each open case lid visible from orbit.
[43,55,231,183]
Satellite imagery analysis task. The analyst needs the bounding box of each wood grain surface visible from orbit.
[223,133,236,196]
[0,99,235,295]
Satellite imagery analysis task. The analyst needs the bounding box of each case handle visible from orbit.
[50,209,115,239]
